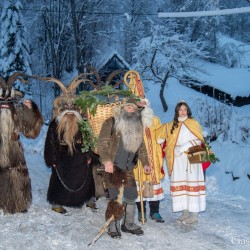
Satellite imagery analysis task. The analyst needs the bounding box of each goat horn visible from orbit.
[0,76,7,88]
[32,75,68,94]
[86,66,102,84]
[6,72,30,89]
[105,69,125,85]
[68,73,99,92]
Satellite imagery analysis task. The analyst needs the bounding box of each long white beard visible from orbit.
[115,109,143,153]
[141,106,154,129]
[0,109,15,166]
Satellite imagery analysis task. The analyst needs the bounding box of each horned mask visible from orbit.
[0,72,29,107]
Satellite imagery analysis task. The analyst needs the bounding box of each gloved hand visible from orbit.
[174,147,182,157]
[179,141,192,153]
[179,140,202,153]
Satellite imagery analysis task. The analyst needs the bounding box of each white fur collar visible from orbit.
[178,115,188,122]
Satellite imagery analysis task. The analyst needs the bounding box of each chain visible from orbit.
[55,166,89,192]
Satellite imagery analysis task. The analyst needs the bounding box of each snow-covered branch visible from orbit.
[158,7,250,18]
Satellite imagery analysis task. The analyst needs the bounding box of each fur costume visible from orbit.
[42,74,100,208]
[44,119,97,207]
[0,73,43,214]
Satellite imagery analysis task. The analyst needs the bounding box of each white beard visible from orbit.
[141,106,154,129]
[0,109,14,166]
[115,109,143,153]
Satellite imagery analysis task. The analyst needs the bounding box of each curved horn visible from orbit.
[105,69,125,85]
[0,76,7,89]
[86,66,102,84]
[68,74,99,92]
[32,75,68,94]
[6,72,30,89]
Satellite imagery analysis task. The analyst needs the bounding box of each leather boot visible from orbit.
[52,205,68,215]
[121,203,144,236]
[108,220,121,239]
[182,212,198,225]
[176,210,189,223]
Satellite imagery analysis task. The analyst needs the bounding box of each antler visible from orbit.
[68,73,98,92]
[0,76,7,88]
[32,75,69,95]
[6,72,30,89]
[85,66,102,84]
[105,69,125,85]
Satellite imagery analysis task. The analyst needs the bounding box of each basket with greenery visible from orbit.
[187,141,220,164]
[75,85,139,151]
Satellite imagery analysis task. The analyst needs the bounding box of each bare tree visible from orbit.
[133,23,207,112]
[42,1,71,81]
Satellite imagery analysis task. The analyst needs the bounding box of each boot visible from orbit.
[108,220,121,239]
[136,201,147,222]
[150,213,165,223]
[176,210,189,223]
[138,212,147,222]
[182,212,198,225]
[52,205,68,215]
[86,197,100,212]
[121,203,144,236]
[149,201,165,223]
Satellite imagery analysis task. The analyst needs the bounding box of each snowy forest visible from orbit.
[1,1,250,249]
[1,0,250,120]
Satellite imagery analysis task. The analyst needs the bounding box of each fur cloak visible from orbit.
[0,102,43,214]
[44,119,97,207]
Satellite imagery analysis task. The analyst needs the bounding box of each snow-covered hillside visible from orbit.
[1,70,249,249]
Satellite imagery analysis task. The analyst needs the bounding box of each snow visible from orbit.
[0,152,249,249]
[158,7,250,18]
[1,62,250,249]
[196,61,250,98]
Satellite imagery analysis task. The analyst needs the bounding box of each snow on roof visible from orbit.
[197,61,250,98]
[97,51,131,70]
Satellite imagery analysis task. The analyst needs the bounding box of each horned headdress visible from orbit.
[0,72,29,102]
[32,74,95,118]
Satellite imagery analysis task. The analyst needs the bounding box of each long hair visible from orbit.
[0,108,15,166]
[170,102,192,134]
[115,108,143,153]
[56,110,82,155]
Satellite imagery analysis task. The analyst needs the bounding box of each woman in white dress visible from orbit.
[156,101,206,225]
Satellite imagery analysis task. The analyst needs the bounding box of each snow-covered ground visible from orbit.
[1,64,250,249]
[0,153,249,250]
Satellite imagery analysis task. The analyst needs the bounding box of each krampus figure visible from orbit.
[41,75,100,214]
[0,73,43,214]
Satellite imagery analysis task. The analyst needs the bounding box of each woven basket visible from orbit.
[187,151,206,164]
[86,102,121,137]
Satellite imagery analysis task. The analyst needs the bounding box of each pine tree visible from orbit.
[0,0,32,95]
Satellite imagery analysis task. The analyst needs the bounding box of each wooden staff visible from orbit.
[88,185,124,247]
[138,164,145,224]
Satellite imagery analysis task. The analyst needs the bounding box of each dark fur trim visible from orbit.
[105,200,125,220]
[109,166,127,188]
